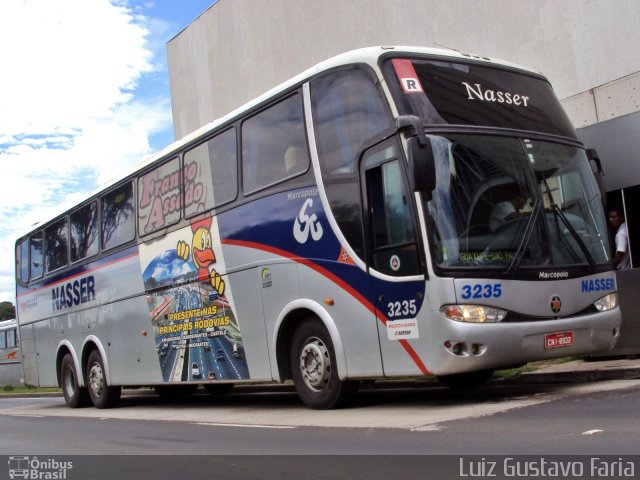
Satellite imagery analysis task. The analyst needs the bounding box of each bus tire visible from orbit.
[60,353,91,408]
[437,369,494,389]
[86,350,121,409]
[290,319,356,409]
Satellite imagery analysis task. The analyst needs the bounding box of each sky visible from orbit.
[0,0,216,303]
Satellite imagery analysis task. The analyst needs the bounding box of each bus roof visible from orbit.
[166,46,538,162]
[0,318,18,329]
[16,46,539,240]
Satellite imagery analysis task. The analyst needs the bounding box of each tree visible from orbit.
[0,301,16,320]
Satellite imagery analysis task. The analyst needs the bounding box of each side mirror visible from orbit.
[586,148,607,210]
[587,148,604,176]
[408,136,436,198]
[395,116,436,198]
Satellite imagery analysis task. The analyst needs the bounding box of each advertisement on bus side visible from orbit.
[139,215,249,383]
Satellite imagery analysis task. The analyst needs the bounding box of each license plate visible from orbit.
[545,331,574,349]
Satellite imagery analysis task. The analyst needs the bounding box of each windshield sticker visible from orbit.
[390,255,401,272]
[458,250,517,264]
[391,58,424,94]
[462,82,530,107]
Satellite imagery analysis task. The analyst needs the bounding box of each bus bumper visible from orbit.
[422,307,622,376]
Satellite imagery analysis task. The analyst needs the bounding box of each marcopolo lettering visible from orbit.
[581,277,615,293]
[539,271,569,279]
[462,82,530,107]
[52,275,96,311]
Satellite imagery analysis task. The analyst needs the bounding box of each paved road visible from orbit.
[2,379,640,455]
[3,379,640,480]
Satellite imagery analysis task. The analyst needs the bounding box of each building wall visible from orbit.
[167,0,640,140]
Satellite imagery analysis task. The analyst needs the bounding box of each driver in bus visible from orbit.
[488,187,531,232]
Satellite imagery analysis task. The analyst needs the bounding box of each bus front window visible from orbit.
[424,134,611,272]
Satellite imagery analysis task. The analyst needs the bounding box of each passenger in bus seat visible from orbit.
[608,206,630,270]
[488,187,530,232]
[284,146,306,174]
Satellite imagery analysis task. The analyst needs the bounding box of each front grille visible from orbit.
[503,304,599,322]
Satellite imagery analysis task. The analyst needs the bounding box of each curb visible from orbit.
[0,392,62,398]
[3,364,640,399]
[519,367,640,384]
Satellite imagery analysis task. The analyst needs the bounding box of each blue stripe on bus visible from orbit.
[221,237,429,375]
[218,189,426,318]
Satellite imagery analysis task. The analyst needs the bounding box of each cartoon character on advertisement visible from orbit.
[176,217,225,296]
[143,215,250,383]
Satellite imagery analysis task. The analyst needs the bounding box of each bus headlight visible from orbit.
[440,305,507,323]
[593,293,618,312]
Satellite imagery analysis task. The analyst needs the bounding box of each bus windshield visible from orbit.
[424,134,611,272]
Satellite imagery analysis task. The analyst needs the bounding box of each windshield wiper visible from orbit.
[506,199,543,274]
[549,203,596,270]
[540,178,595,270]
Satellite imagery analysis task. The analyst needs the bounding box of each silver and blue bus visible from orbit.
[15,46,620,409]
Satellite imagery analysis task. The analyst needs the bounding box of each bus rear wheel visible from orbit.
[86,350,121,409]
[60,353,90,408]
[290,319,356,409]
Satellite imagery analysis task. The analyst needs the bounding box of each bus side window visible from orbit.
[70,202,99,262]
[138,157,181,235]
[184,128,238,217]
[241,93,308,194]
[311,68,391,174]
[6,328,16,348]
[101,182,135,250]
[310,67,392,259]
[0,331,5,349]
[45,217,69,273]
[30,232,44,280]
[364,148,421,277]
[16,239,29,283]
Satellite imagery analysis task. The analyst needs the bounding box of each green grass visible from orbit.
[1,385,61,394]
[492,356,580,380]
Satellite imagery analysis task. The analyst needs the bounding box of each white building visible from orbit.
[166,0,640,353]
[168,1,640,163]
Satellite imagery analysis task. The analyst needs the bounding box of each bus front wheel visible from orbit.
[86,350,121,409]
[60,353,90,408]
[290,319,356,409]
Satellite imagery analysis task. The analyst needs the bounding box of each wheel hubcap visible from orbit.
[299,337,331,391]
[88,362,104,397]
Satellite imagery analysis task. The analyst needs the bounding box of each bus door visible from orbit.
[361,138,427,375]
